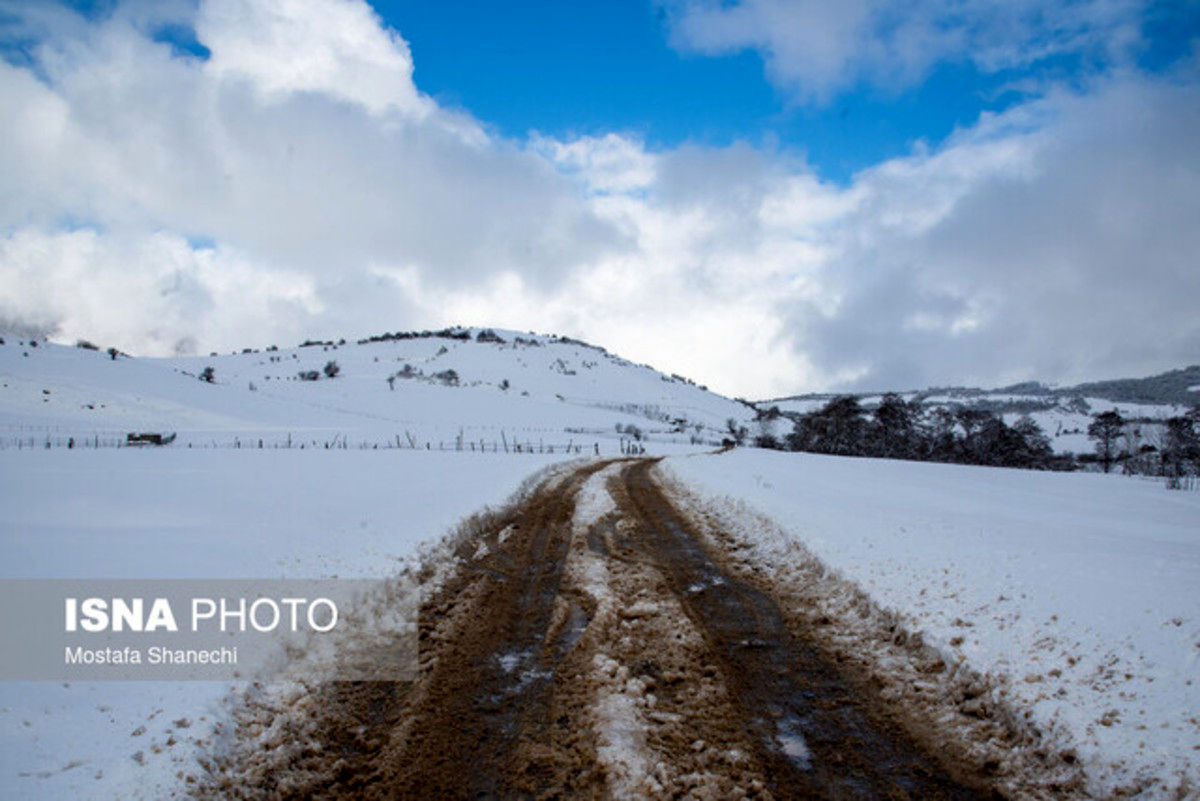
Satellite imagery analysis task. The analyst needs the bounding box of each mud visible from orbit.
[194,458,1029,799]
[616,459,995,799]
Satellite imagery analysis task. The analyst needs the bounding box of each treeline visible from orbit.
[1083,408,1200,479]
[755,394,1200,477]
[1070,364,1200,406]
[759,394,1064,470]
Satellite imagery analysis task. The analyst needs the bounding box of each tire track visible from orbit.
[195,458,1009,799]
[383,458,615,798]
[616,459,996,799]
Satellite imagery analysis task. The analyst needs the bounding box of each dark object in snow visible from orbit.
[126,432,177,446]
[476,328,506,344]
[432,369,459,386]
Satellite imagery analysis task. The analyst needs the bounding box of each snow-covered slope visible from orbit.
[0,329,752,453]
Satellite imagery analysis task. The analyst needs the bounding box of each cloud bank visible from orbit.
[662,0,1147,102]
[0,0,1197,397]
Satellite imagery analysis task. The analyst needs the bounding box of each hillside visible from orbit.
[0,328,753,453]
[1069,364,1200,406]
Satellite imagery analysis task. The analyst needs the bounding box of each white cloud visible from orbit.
[0,0,1196,398]
[0,0,619,281]
[197,0,431,118]
[0,229,322,355]
[532,133,658,195]
[662,0,1147,102]
[784,75,1200,391]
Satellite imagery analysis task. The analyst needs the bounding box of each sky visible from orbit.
[0,0,1197,398]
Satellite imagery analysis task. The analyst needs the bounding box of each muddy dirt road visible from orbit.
[197,459,1020,799]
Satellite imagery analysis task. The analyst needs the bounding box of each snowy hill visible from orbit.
[0,328,753,453]
[761,366,1199,455]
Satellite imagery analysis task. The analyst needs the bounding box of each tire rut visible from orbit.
[194,458,1012,799]
[386,458,615,798]
[617,459,996,799]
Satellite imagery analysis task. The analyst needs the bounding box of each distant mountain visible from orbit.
[763,364,1200,409]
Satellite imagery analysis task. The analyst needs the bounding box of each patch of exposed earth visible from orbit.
[193,459,1087,799]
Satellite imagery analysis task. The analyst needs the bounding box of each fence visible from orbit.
[0,430,605,457]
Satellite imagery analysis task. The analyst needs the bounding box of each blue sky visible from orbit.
[371,0,1197,183]
[1,0,1199,396]
[61,0,1200,182]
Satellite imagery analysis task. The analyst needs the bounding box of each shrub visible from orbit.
[323,360,340,379]
[616,422,643,441]
[199,366,215,383]
[754,433,781,450]
[76,340,99,351]
[476,329,506,344]
[298,370,320,381]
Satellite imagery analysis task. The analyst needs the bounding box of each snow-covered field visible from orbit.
[0,447,571,799]
[664,449,1200,797]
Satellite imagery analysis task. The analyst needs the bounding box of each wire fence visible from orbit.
[0,429,652,457]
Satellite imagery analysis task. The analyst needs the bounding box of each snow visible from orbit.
[572,465,620,532]
[0,332,749,454]
[0,447,568,799]
[591,654,659,797]
[664,449,1200,797]
[1082,397,1187,419]
[766,398,828,415]
[774,722,812,769]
